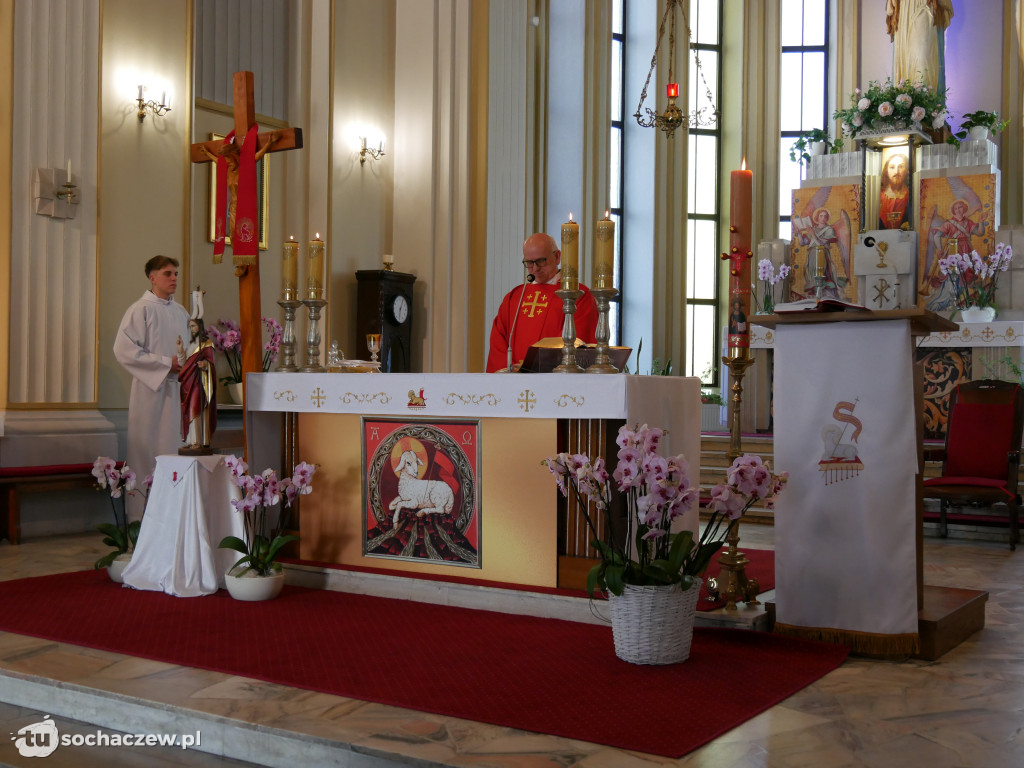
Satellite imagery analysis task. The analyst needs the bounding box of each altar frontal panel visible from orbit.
[298,413,559,588]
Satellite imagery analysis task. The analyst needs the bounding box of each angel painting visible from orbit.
[790,184,860,302]
[917,174,996,311]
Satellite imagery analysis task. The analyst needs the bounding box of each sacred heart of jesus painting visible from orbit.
[362,418,481,567]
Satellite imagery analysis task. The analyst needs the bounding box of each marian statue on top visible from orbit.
[177,286,217,455]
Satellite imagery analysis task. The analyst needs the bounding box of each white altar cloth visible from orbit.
[122,454,243,597]
[246,371,698,421]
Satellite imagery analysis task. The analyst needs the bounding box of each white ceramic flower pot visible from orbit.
[107,553,131,584]
[959,305,996,323]
[808,141,827,156]
[224,567,285,601]
[227,381,244,406]
[968,126,990,142]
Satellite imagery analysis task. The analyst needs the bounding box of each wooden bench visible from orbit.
[0,463,102,544]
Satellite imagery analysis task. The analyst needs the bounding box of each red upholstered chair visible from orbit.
[923,379,1024,550]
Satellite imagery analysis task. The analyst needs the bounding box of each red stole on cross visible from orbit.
[232,124,260,266]
[212,130,235,264]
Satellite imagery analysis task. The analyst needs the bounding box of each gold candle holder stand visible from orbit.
[300,297,327,372]
[276,298,302,372]
[587,287,620,374]
[553,288,585,373]
[714,349,759,610]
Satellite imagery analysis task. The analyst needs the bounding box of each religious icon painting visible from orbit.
[878,146,912,231]
[790,184,861,302]
[362,418,481,568]
[917,173,997,312]
[818,399,864,485]
[916,347,972,441]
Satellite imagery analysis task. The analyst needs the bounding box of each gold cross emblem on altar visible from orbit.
[520,291,549,318]
[310,387,326,408]
[517,389,536,413]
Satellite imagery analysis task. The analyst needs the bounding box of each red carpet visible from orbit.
[0,569,845,758]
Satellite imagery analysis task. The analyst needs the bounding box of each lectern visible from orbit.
[757,308,986,659]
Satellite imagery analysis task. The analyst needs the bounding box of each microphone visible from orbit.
[506,274,536,372]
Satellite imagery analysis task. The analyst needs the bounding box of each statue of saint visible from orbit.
[177,289,217,455]
[887,0,954,92]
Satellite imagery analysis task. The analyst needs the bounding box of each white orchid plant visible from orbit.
[544,424,788,597]
[219,455,316,577]
[91,456,152,569]
[754,259,791,314]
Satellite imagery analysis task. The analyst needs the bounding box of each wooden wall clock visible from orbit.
[355,270,416,372]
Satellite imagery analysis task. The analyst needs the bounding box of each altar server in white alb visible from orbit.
[113,255,190,521]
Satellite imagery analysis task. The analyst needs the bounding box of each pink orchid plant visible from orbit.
[219,455,316,576]
[754,259,792,314]
[208,316,283,384]
[545,424,787,597]
[91,456,153,569]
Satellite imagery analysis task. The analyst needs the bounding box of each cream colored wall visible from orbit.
[330,0,396,359]
[0,0,12,413]
[97,0,191,411]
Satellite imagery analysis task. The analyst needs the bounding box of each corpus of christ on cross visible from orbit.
[189,71,304,388]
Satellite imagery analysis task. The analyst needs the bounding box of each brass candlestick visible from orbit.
[553,288,585,373]
[714,349,758,610]
[277,298,302,372]
[588,287,620,373]
[300,298,327,372]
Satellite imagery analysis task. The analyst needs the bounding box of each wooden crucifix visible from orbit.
[189,71,303,387]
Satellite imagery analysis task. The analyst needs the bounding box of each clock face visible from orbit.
[389,294,409,324]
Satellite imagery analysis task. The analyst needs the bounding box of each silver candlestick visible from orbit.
[300,298,327,372]
[588,287,620,374]
[553,288,585,373]
[276,299,302,372]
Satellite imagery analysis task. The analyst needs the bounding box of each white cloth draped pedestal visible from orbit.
[122,454,243,597]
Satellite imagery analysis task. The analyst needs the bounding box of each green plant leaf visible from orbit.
[218,535,250,555]
[93,551,119,569]
[264,534,300,565]
[604,564,625,596]
[585,562,604,598]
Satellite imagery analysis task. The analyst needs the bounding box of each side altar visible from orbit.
[244,373,701,590]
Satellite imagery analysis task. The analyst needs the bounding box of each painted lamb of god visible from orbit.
[363,423,480,566]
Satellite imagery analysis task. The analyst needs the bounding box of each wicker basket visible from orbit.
[607,579,701,665]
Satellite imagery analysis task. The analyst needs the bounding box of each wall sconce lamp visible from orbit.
[359,137,385,165]
[136,85,171,123]
[33,161,79,219]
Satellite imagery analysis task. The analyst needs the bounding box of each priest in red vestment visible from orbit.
[486,233,598,372]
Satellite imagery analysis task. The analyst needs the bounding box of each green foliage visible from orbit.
[788,128,843,165]
[834,78,948,140]
[93,519,141,569]
[220,533,300,577]
[946,110,1010,148]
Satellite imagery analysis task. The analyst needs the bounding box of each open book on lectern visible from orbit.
[774,297,868,313]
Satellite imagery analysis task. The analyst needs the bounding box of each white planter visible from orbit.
[107,553,131,583]
[607,579,702,665]
[224,567,285,601]
[959,306,997,323]
[808,141,827,156]
[968,125,990,142]
[227,381,244,406]
[701,403,724,432]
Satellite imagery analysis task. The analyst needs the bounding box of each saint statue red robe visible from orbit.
[179,339,217,444]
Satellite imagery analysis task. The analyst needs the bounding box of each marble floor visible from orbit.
[0,525,1021,768]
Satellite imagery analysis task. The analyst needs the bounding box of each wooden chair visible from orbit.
[923,379,1024,550]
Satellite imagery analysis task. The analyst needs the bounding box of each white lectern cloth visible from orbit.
[122,454,243,597]
[773,320,919,644]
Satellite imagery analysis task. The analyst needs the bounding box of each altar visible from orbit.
[245,373,701,590]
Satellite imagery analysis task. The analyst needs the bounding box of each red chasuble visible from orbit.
[486,283,598,373]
